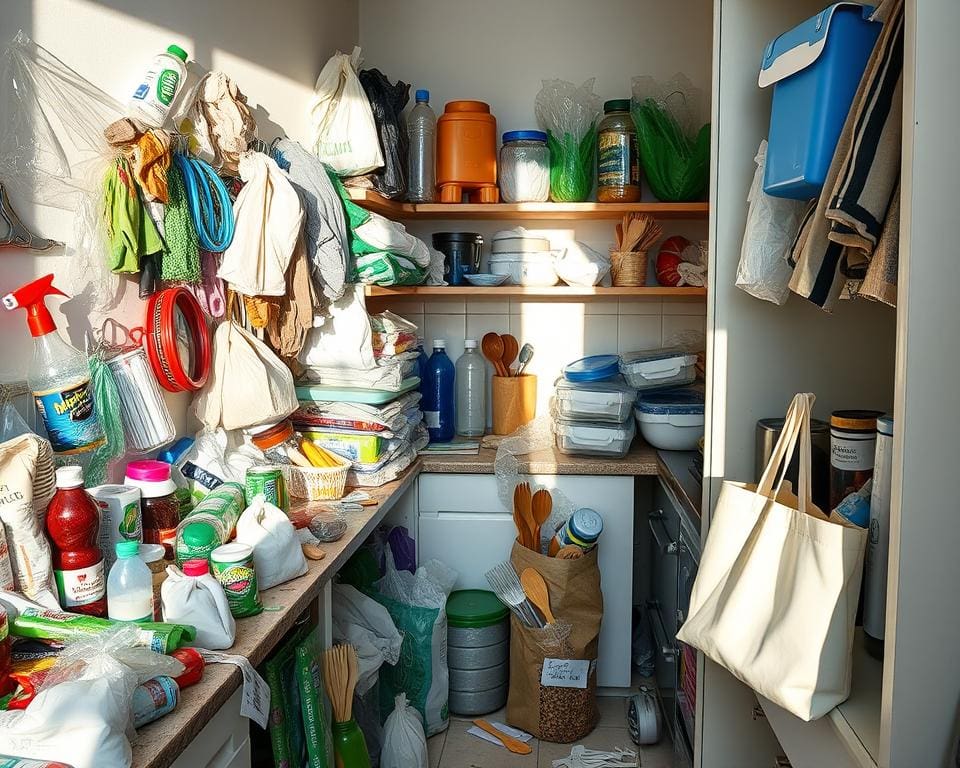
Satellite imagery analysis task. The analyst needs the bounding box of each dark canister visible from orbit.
[433,232,483,286]
[756,417,830,511]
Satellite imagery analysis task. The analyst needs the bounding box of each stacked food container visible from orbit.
[447,590,510,716]
[488,227,559,287]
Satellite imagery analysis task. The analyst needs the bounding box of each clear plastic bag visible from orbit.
[735,141,807,305]
[535,79,602,203]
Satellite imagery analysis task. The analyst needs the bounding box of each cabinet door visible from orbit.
[172,688,249,768]
[418,510,517,590]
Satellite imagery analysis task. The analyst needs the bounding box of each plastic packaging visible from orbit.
[407,90,437,202]
[455,341,486,437]
[864,415,893,659]
[132,675,180,728]
[619,347,698,391]
[126,460,180,559]
[358,68,410,199]
[161,560,236,650]
[555,241,610,287]
[295,628,336,768]
[85,350,125,485]
[381,693,428,768]
[46,467,106,617]
[553,377,637,424]
[554,417,636,458]
[634,390,705,451]
[174,521,218,568]
[128,44,188,127]
[423,341,455,443]
[597,100,641,202]
[263,625,312,768]
[107,540,153,623]
[178,481,245,545]
[736,140,806,305]
[499,130,550,203]
[235,495,308,590]
[331,583,402,697]
[534,79,602,202]
[0,604,11,697]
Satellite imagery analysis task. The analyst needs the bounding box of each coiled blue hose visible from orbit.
[173,153,235,252]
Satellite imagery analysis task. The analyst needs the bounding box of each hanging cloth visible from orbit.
[132,129,171,203]
[104,157,163,274]
[217,151,303,297]
[162,162,202,283]
[182,72,256,175]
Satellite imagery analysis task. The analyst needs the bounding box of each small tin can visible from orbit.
[246,466,288,513]
[175,521,219,568]
[132,675,180,728]
[552,507,604,553]
[210,542,263,618]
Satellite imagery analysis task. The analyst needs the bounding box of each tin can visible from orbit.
[175,521,219,568]
[245,466,288,513]
[210,542,263,618]
[830,410,884,510]
[132,675,180,728]
[88,484,143,569]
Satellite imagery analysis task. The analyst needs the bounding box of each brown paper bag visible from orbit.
[506,541,602,741]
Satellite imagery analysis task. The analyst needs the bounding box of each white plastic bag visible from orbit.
[235,494,308,590]
[555,241,611,286]
[332,583,402,695]
[309,47,383,176]
[299,285,377,371]
[161,564,236,650]
[381,693,428,768]
[735,140,806,305]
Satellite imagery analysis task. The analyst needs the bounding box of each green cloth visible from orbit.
[104,157,163,273]
[161,162,201,282]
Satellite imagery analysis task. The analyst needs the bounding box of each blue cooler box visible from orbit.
[759,3,882,200]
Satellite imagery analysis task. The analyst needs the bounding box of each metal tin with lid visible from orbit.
[447,589,509,647]
[447,589,510,716]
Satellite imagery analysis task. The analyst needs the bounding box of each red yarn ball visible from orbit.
[656,252,683,286]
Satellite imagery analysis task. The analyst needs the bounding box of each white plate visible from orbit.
[463,273,510,286]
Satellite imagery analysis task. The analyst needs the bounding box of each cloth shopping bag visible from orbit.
[677,393,867,721]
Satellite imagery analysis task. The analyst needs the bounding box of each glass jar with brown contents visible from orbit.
[597,100,641,202]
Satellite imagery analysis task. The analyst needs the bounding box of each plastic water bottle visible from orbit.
[107,540,154,623]
[423,340,455,442]
[416,337,429,391]
[407,89,436,202]
[455,340,486,437]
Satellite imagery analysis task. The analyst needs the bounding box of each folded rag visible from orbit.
[104,157,163,274]
[133,129,171,203]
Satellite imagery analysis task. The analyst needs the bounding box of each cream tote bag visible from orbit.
[677,393,867,721]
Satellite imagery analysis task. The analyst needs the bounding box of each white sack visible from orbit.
[381,693,428,768]
[161,565,236,650]
[235,494,308,590]
[332,583,402,696]
[555,241,611,286]
[299,285,377,370]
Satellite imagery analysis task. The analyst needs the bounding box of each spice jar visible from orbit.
[139,543,167,621]
[597,100,641,203]
[247,420,309,466]
[126,460,180,560]
[499,131,550,203]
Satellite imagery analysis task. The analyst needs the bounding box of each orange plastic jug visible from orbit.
[436,100,499,203]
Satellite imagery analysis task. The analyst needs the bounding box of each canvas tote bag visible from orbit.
[677,393,867,721]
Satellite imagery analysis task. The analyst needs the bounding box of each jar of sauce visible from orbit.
[125,460,180,560]
[597,100,641,202]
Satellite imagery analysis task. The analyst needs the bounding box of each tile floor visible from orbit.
[428,696,676,768]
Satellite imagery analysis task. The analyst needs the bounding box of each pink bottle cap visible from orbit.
[125,460,172,483]
[182,559,209,577]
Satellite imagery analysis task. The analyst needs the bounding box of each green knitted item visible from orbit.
[161,163,202,283]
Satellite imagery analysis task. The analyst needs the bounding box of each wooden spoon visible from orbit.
[521,567,556,625]
[482,332,507,377]
[530,489,552,554]
[513,482,529,548]
[500,333,519,376]
[556,545,584,560]
[472,719,533,755]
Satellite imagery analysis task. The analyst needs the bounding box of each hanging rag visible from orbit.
[132,129,171,203]
[162,162,202,283]
[104,156,163,273]
[186,250,227,318]
[182,72,256,175]
[788,0,903,310]
[267,234,318,364]
[218,151,304,296]
[857,180,900,306]
[274,139,349,301]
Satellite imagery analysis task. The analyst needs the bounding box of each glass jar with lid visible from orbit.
[597,100,641,202]
[247,420,309,466]
[498,130,550,203]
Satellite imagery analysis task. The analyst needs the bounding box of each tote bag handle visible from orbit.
[755,393,815,515]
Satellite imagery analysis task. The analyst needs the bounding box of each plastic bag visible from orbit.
[535,79,602,202]
[359,69,410,199]
[736,140,805,305]
[295,628,336,768]
[236,495,308,590]
[332,583,402,695]
[371,551,457,736]
[300,285,377,371]
[86,351,126,487]
[309,48,384,177]
[631,74,711,202]
[161,564,236,650]
[381,693,428,768]
[555,241,611,287]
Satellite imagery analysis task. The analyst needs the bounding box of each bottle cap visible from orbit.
[464,339,477,349]
[182,559,209,577]
[432,339,446,349]
[125,460,172,483]
[603,99,631,113]
[416,89,430,102]
[570,508,604,541]
[166,44,188,62]
[116,540,141,559]
[182,522,217,547]
[55,466,84,489]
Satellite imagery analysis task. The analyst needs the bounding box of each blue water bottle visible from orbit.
[423,340,455,442]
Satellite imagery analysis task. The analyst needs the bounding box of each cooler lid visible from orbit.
[636,388,705,416]
[759,3,876,88]
[447,589,509,628]
[563,355,621,383]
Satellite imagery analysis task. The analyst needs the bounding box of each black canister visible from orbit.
[433,232,483,286]
[755,417,830,511]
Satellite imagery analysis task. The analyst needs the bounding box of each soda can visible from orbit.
[210,542,263,618]
[245,466,288,513]
[88,485,143,568]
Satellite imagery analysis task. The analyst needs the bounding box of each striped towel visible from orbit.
[789,0,904,310]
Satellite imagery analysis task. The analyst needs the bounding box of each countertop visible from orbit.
[420,443,659,476]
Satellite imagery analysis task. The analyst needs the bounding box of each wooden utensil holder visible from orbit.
[492,374,537,435]
[609,249,649,286]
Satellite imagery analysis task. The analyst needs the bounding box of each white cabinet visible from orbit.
[417,472,634,688]
[172,689,250,768]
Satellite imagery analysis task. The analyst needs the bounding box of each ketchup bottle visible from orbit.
[46,466,107,617]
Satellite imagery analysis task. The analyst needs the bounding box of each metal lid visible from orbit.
[563,355,621,383]
[604,99,631,113]
[447,590,509,628]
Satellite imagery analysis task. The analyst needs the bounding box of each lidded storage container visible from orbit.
[447,589,510,716]
[634,389,705,451]
[437,100,499,203]
[489,228,558,287]
[499,130,550,202]
[555,417,636,458]
[597,99,641,203]
[553,376,637,424]
[619,347,697,391]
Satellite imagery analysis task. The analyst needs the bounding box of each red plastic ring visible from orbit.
[144,287,211,393]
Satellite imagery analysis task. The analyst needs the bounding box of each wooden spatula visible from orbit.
[513,483,528,548]
[520,567,556,625]
[556,545,584,560]
[472,719,533,755]
[530,489,552,554]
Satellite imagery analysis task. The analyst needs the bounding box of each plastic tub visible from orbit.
[619,347,697,391]
[433,232,483,286]
[563,355,621,384]
[635,389,705,450]
[759,3,882,200]
[554,417,636,458]
[491,229,552,254]
[488,251,558,286]
[553,376,638,424]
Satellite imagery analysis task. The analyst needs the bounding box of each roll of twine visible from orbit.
[173,153,235,253]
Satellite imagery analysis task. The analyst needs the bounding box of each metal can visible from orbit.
[132,675,180,728]
[830,410,884,510]
[245,466,288,513]
[174,521,219,568]
[210,542,263,618]
[551,507,604,554]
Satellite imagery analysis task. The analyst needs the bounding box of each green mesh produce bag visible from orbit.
[631,75,711,202]
[535,79,602,203]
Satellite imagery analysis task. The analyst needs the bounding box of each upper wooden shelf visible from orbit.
[364,285,706,298]
[347,188,709,221]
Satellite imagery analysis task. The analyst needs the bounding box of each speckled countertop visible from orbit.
[419,443,659,475]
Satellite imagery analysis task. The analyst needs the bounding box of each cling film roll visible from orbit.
[176,481,245,545]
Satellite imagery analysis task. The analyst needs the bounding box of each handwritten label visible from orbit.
[199,649,271,729]
[540,658,590,689]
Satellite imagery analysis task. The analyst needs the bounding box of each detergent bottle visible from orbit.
[2,274,105,459]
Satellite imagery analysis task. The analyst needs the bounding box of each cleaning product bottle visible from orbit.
[3,274,105,460]
[408,89,437,202]
[423,340,455,443]
[107,540,154,623]
[129,44,189,127]
[455,339,486,437]
[46,466,107,617]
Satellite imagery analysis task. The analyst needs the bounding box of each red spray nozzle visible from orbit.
[2,273,68,337]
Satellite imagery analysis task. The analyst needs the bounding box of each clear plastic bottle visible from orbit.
[422,340,455,443]
[407,89,436,202]
[455,340,486,437]
[107,540,154,623]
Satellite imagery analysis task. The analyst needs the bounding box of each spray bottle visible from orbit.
[2,274,105,457]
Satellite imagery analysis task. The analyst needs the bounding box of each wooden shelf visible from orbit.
[363,285,707,299]
[346,188,709,220]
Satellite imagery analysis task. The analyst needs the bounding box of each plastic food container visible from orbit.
[499,130,550,203]
[491,228,552,254]
[554,417,636,458]
[437,100,499,203]
[563,355,621,384]
[634,389,705,450]
[619,347,697,391]
[553,376,637,423]
[447,589,510,716]
[488,251,558,286]
[759,3,882,200]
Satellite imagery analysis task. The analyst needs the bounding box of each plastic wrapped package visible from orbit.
[735,140,806,304]
[347,445,417,488]
[555,241,610,287]
[535,79,602,202]
[381,693,428,768]
[358,69,410,199]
